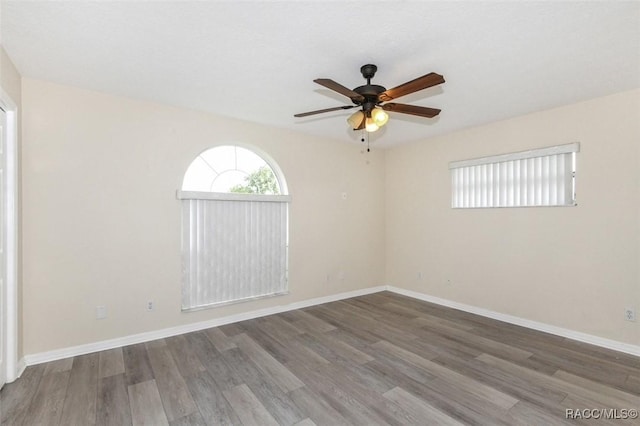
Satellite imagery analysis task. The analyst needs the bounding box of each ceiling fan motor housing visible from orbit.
[355,64,386,113]
[353,85,385,113]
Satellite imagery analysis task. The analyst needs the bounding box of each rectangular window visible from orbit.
[178,191,290,311]
[450,142,579,208]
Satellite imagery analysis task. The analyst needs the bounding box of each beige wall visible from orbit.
[18,76,640,355]
[386,89,640,346]
[1,46,21,104]
[21,78,386,354]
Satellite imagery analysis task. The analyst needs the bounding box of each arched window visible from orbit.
[178,145,289,310]
[182,145,284,194]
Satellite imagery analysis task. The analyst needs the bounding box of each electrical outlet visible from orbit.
[96,305,107,320]
[147,301,154,311]
[624,307,636,322]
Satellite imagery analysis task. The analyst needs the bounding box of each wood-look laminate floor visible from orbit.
[2,291,639,425]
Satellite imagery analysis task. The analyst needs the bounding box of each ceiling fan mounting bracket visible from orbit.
[360,64,378,82]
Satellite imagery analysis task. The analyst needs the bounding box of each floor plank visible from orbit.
[222,383,279,426]
[626,374,640,393]
[186,331,242,392]
[23,370,71,426]
[204,327,237,352]
[374,340,519,410]
[169,411,208,426]
[297,332,374,365]
[288,385,350,426]
[0,363,45,425]
[99,347,125,379]
[505,400,574,426]
[186,370,241,425]
[166,334,207,378]
[383,386,465,426]
[96,373,133,426]
[221,346,305,425]
[365,358,512,425]
[431,352,568,411]
[285,360,402,425]
[42,357,73,375]
[123,343,155,386]
[288,309,337,334]
[477,353,636,410]
[233,333,305,393]
[59,352,99,425]
[146,344,198,421]
[128,380,169,426]
[552,370,640,407]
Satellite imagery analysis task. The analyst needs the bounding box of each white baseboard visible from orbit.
[386,285,640,357]
[21,283,639,371]
[22,285,386,366]
[16,358,27,379]
[5,357,28,383]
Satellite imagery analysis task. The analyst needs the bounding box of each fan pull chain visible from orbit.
[360,131,370,152]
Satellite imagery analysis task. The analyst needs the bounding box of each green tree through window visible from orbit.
[230,165,280,195]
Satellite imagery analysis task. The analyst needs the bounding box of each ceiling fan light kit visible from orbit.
[295,64,445,136]
[370,107,389,127]
[346,110,365,129]
[365,117,380,133]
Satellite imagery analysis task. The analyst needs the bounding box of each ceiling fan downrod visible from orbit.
[354,64,386,114]
[360,64,377,85]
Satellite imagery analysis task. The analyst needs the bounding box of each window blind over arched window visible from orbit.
[178,145,290,311]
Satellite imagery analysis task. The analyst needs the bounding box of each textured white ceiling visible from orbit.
[2,1,639,148]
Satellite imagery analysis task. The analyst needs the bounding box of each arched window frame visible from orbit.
[180,143,289,197]
[177,144,290,311]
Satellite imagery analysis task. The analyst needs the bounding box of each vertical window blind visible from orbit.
[179,191,290,311]
[450,143,579,208]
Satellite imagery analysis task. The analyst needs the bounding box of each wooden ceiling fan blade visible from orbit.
[382,103,441,118]
[294,105,356,118]
[314,79,365,103]
[378,72,445,102]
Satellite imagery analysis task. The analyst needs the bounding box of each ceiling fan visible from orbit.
[294,64,445,133]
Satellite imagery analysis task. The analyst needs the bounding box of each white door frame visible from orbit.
[0,87,18,383]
